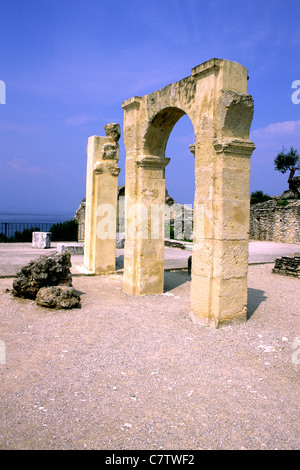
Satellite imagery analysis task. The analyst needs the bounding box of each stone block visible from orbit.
[32,232,52,249]
[272,254,300,278]
[57,243,84,255]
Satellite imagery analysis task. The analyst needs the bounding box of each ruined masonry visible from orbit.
[84,58,255,328]
[84,123,121,274]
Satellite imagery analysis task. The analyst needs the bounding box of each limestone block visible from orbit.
[192,239,249,280]
[104,123,121,142]
[198,199,250,241]
[57,243,84,255]
[137,260,165,295]
[32,232,52,249]
[190,274,248,328]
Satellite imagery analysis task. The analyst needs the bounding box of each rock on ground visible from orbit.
[36,286,81,309]
[12,252,73,299]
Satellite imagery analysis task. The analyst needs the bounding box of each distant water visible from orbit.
[0,212,75,224]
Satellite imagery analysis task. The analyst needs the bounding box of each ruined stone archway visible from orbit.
[122,58,255,328]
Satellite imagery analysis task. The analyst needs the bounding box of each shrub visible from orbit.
[250,190,272,205]
[13,227,40,242]
[276,199,290,206]
[49,220,78,242]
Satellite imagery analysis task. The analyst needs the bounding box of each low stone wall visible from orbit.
[272,254,300,278]
[250,199,300,244]
[76,192,300,245]
[74,188,193,243]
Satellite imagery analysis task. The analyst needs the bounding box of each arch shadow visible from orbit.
[247,287,268,319]
[163,270,191,292]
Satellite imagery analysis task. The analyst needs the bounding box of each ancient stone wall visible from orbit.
[74,199,86,242]
[250,199,300,244]
[75,188,193,242]
[77,193,300,245]
[273,254,300,278]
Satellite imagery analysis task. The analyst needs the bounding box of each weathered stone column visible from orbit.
[190,92,255,327]
[132,155,170,295]
[122,97,170,295]
[83,123,121,274]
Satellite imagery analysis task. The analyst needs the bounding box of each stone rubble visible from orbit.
[272,254,300,278]
[36,286,81,309]
[12,252,80,309]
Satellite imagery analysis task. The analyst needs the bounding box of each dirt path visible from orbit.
[0,265,299,450]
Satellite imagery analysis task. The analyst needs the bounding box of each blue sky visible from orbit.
[0,0,299,216]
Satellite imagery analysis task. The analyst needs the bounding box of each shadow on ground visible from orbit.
[163,271,268,322]
[247,287,268,319]
[163,270,191,292]
[115,258,268,321]
[116,255,124,270]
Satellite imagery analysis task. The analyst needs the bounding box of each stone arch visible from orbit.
[143,106,188,157]
[122,58,255,327]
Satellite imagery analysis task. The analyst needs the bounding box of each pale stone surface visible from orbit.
[57,243,84,255]
[32,232,51,249]
[121,58,255,327]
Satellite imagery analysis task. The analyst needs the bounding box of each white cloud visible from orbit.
[7,158,44,175]
[0,120,40,133]
[251,120,300,141]
[65,114,99,127]
[250,120,300,157]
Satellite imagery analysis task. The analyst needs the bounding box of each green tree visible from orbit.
[274,146,300,196]
[250,190,272,205]
[49,220,78,241]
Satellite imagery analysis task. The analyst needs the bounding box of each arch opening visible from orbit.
[163,113,196,292]
[143,108,196,291]
[143,106,186,157]
[165,113,196,207]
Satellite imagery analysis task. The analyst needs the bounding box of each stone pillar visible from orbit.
[123,155,170,295]
[83,123,121,274]
[190,108,255,327]
[131,155,170,295]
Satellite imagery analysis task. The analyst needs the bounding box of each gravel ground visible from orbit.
[0,264,299,450]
